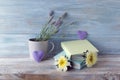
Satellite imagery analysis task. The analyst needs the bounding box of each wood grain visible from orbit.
[0,55,120,80]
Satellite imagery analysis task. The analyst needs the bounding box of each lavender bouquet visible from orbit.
[35,11,68,41]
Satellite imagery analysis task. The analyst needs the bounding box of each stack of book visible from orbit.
[54,39,99,70]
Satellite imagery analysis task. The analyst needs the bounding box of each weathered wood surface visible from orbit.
[0,55,120,80]
[0,0,120,57]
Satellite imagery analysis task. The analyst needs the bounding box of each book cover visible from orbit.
[61,39,99,59]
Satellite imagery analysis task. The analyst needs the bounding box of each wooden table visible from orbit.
[0,55,120,80]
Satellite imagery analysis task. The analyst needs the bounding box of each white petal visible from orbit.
[63,67,68,72]
[54,58,57,60]
[67,62,71,67]
[57,68,63,71]
[56,68,60,71]
[54,61,58,65]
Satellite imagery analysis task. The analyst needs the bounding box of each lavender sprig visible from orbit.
[55,18,63,27]
[36,11,68,41]
[49,10,54,16]
[54,12,68,27]
[61,12,68,20]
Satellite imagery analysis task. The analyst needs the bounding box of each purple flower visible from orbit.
[77,30,88,40]
[54,12,67,27]
[49,10,54,16]
[61,12,68,19]
[55,20,63,27]
[55,18,63,27]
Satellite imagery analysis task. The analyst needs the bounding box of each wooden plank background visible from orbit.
[0,0,120,57]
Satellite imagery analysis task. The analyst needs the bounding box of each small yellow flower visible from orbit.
[58,56,67,68]
[86,52,97,67]
[55,56,71,72]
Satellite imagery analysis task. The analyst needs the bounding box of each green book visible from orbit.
[61,39,99,59]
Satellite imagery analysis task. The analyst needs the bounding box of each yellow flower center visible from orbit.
[58,56,67,68]
[90,55,93,62]
[86,52,97,67]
